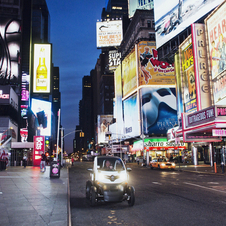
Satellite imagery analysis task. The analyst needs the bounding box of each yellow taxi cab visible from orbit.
[149,157,175,170]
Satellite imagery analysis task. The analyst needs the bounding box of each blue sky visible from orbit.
[46,0,105,153]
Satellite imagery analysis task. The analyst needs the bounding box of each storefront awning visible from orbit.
[11,142,34,149]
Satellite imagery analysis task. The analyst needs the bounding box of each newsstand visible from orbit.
[50,160,60,178]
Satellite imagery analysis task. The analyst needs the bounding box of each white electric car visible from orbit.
[86,156,135,207]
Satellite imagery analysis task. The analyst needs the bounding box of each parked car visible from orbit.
[149,157,175,170]
[86,156,135,206]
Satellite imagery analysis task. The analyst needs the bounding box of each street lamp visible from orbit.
[59,128,82,166]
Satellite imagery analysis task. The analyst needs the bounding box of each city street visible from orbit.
[69,161,226,226]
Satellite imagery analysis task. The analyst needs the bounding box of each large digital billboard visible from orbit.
[96,20,123,48]
[31,99,52,136]
[138,41,175,86]
[179,36,197,113]
[33,44,51,93]
[123,93,140,138]
[154,0,224,48]
[97,115,113,143]
[205,1,226,105]
[128,0,154,18]
[0,18,21,84]
[140,87,178,135]
[122,47,137,97]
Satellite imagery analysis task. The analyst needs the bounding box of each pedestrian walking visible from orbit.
[23,155,27,168]
[71,157,74,166]
[40,153,46,172]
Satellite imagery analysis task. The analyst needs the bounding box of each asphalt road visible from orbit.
[69,161,226,226]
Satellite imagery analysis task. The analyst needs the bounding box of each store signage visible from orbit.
[185,133,221,142]
[0,90,9,99]
[212,129,226,136]
[186,106,215,127]
[191,23,211,110]
[33,136,45,166]
[109,50,121,71]
[144,141,185,147]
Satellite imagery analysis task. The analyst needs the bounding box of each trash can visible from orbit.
[50,160,60,178]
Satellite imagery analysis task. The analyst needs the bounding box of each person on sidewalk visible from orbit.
[71,157,74,166]
[40,153,46,172]
[23,155,27,168]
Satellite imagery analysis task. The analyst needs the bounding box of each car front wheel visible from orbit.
[86,180,92,199]
[90,186,96,207]
[127,186,135,207]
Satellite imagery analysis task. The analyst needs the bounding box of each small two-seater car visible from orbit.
[149,157,176,170]
[86,156,135,206]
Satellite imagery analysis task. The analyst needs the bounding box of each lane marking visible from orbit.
[0,192,2,194]
[207,182,219,185]
[184,182,226,194]
[152,182,162,185]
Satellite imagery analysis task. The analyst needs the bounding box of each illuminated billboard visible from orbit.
[138,41,175,86]
[33,44,51,93]
[97,115,113,143]
[114,65,124,135]
[179,36,197,113]
[123,93,140,138]
[31,99,52,136]
[140,87,178,135]
[154,0,224,48]
[0,19,21,84]
[128,0,154,18]
[33,136,45,166]
[122,47,137,97]
[96,20,123,48]
[109,50,121,71]
[205,1,226,105]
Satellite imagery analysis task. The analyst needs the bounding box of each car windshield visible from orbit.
[97,157,125,171]
[158,158,168,162]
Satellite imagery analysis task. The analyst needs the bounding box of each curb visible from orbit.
[67,167,71,226]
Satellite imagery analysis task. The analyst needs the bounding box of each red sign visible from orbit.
[33,136,45,166]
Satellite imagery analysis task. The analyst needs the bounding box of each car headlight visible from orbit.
[119,172,128,181]
[172,163,175,166]
[96,172,105,182]
[161,163,165,166]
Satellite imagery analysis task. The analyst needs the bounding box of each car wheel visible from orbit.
[158,165,160,169]
[86,180,92,199]
[127,186,135,207]
[90,186,96,207]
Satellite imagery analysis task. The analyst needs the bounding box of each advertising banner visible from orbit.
[33,44,51,93]
[109,50,121,71]
[174,52,183,126]
[123,93,140,138]
[191,23,212,110]
[31,99,52,136]
[0,86,10,104]
[96,20,123,48]
[21,73,30,102]
[138,41,175,86]
[179,36,197,113]
[0,18,21,84]
[205,1,226,104]
[97,115,113,143]
[114,65,124,136]
[154,0,224,48]
[33,136,45,166]
[205,1,226,79]
[140,87,178,135]
[128,0,154,18]
[122,47,137,97]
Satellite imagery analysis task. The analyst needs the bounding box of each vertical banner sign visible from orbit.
[205,1,226,105]
[33,44,51,93]
[33,136,45,166]
[179,36,197,113]
[191,23,212,110]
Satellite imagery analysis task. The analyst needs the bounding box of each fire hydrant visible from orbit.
[221,162,225,173]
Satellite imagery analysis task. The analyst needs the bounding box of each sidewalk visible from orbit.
[175,163,226,175]
[0,165,69,226]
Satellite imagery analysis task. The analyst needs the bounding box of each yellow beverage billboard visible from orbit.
[33,44,51,93]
